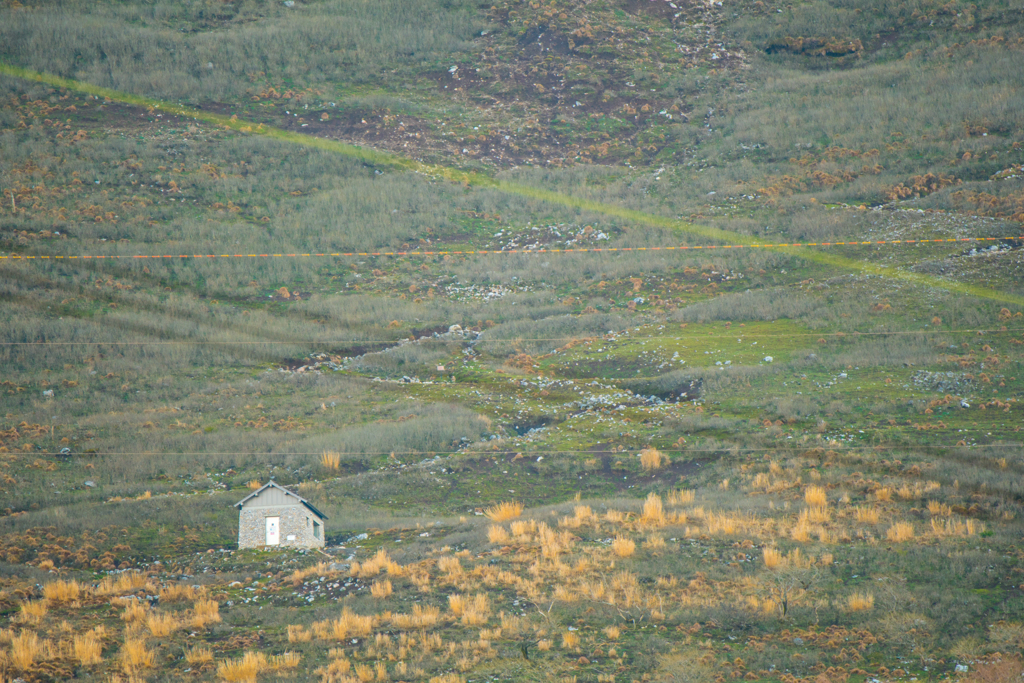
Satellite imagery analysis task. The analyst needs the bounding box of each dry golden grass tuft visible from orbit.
[667,489,695,505]
[18,599,47,625]
[371,579,393,599]
[271,652,301,669]
[316,607,375,640]
[510,519,537,538]
[611,535,636,557]
[96,571,151,596]
[487,525,512,544]
[763,547,785,569]
[886,522,915,542]
[931,517,984,537]
[190,599,221,629]
[42,579,83,603]
[855,506,881,524]
[875,486,893,502]
[145,611,180,637]
[121,636,155,674]
[640,447,665,471]
[288,624,312,643]
[158,583,202,602]
[562,631,581,649]
[217,650,268,683]
[321,450,341,471]
[184,645,214,665]
[644,533,666,549]
[391,603,441,630]
[641,492,666,527]
[73,630,104,665]
[9,630,45,669]
[928,500,952,516]
[247,479,262,490]
[120,600,149,623]
[429,674,465,683]
[484,501,523,522]
[603,625,621,640]
[847,592,875,611]
[805,486,828,508]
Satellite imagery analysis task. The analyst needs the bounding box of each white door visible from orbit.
[265,517,280,545]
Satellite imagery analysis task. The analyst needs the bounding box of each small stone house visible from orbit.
[235,481,327,549]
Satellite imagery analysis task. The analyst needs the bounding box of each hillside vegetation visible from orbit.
[0,1,1023,682]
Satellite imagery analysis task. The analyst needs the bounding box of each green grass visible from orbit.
[0,0,1023,680]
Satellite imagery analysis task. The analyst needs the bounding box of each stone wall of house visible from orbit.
[238,505,325,549]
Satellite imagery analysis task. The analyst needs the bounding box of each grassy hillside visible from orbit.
[0,1,1023,682]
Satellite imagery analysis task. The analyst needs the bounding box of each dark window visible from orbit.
[313,521,321,539]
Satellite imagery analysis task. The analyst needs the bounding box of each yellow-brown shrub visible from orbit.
[484,501,523,522]
[611,536,636,557]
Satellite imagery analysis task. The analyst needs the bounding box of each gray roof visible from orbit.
[234,480,328,520]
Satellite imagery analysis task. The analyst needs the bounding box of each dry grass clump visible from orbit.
[449,593,490,625]
[560,505,598,529]
[184,645,214,665]
[931,517,984,537]
[73,631,103,665]
[510,519,537,538]
[705,512,739,535]
[611,535,636,557]
[391,604,440,630]
[371,579,393,599]
[847,592,875,611]
[18,600,47,625]
[562,631,580,649]
[158,583,202,602]
[247,479,262,490]
[886,522,915,542]
[290,561,330,584]
[644,534,666,549]
[321,450,341,471]
[288,624,312,643]
[763,547,785,569]
[487,525,512,544]
[928,500,952,516]
[437,555,463,579]
[145,611,180,637]
[315,608,375,640]
[9,630,45,669]
[120,600,149,623]
[271,652,301,669]
[854,506,881,524]
[484,501,523,522]
[217,651,268,683]
[353,548,404,579]
[42,579,83,603]
[191,599,222,629]
[804,486,828,508]
[641,492,666,527]
[875,487,893,502]
[429,674,465,683]
[96,571,151,596]
[121,636,155,674]
[640,447,665,471]
[667,489,695,505]
[603,625,621,640]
